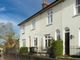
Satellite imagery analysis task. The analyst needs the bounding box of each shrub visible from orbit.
[51,40,63,57]
[19,47,28,55]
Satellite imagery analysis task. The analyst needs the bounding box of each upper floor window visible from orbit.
[31,20,36,30]
[47,9,53,25]
[76,0,80,14]
[21,25,25,34]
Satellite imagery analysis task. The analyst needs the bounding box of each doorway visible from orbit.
[65,27,70,56]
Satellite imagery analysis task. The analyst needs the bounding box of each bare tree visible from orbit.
[0,22,18,48]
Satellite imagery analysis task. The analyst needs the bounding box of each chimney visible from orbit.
[42,0,49,8]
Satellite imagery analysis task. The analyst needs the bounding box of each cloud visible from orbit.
[0,7,6,12]
[0,19,17,26]
[0,13,24,32]
[0,19,19,33]
[0,39,6,45]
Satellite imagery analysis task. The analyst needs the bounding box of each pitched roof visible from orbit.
[18,0,64,26]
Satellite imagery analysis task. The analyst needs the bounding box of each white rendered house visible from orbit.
[18,0,80,56]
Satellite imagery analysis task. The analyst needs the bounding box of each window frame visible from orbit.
[22,39,26,47]
[47,9,53,25]
[34,37,38,47]
[31,20,36,30]
[76,0,80,14]
[45,34,52,48]
[57,30,61,40]
[21,25,25,34]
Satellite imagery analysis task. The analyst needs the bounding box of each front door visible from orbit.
[65,31,70,56]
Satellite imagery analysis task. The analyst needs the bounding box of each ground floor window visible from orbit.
[34,37,38,47]
[56,29,61,40]
[22,39,26,47]
[45,34,52,48]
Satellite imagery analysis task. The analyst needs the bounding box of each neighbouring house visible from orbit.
[0,47,3,54]
[18,0,80,56]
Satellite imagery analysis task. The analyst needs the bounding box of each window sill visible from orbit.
[31,29,35,31]
[73,14,80,18]
[22,32,25,35]
[46,23,52,27]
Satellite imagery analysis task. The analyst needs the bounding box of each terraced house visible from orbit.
[18,0,80,56]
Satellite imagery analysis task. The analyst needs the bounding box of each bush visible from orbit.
[52,40,63,57]
[19,47,28,55]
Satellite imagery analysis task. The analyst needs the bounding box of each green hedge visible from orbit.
[19,47,28,55]
[51,40,63,57]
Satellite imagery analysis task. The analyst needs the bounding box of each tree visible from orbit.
[0,22,19,48]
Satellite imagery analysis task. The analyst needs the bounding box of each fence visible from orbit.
[70,46,80,56]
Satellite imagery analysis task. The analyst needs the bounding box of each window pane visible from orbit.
[48,40,51,47]
[76,0,80,5]
[45,34,52,48]
[45,40,47,48]
[32,20,35,29]
[48,35,50,38]
[51,14,53,23]
[78,6,80,13]
[34,38,37,47]
[34,40,37,46]
[47,9,53,24]
[56,29,61,40]
[48,15,52,24]
[22,39,26,47]
[57,34,61,40]
[45,35,47,38]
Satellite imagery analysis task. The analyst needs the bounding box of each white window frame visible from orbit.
[22,39,26,47]
[21,25,25,34]
[56,29,61,40]
[34,37,38,47]
[55,29,61,40]
[74,0,80,15]
[45,34,52,48]
[31,20,36,30]
[47,9,53,25]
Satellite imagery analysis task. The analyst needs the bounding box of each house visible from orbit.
[18,0,80,56]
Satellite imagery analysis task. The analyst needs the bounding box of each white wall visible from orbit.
[19,0,80,55]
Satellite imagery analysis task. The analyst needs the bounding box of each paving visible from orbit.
[0,55,17,60]
[0,55,80,60]
[0,56,5,60]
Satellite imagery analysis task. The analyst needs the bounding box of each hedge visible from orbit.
[19,47,28,55]
[52,40,63,57]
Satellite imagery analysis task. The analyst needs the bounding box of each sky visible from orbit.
[0,0,38,30]
[0,0,54,45]
[0,0,54,32]
[0,0,42,30]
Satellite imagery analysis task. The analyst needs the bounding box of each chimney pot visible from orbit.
[42,0,49,8]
